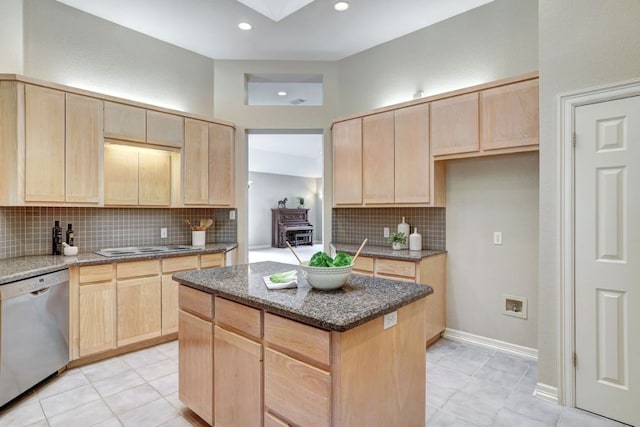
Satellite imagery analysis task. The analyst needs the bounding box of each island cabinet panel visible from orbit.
[264,348,331,427]
[362,111,395,204]
[179,309,213,425]
[264,313,330,367]
[65,93,103,204]
[117,276,162,347]
[24,84,65,203]
[480,79,539,151]
[332,118,363,205]
[331,298,427,426]
[104,101,146,143]
[146,110,184,148]
[214,326,263,427]
[430,92,480,156]
[179,283,213,320]
[215,297,262,340]
[264,412,290,427]
[394,103,430,204]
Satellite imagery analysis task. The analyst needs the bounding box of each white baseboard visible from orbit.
[442,328,538,361]
[248,245,271,250]
[534,383,559,404]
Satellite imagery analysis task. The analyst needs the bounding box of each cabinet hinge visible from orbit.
[572,133,577,147]
[573,352,577,367]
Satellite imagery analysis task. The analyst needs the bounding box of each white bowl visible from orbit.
[63,246,78,256]
[300,261,352,290]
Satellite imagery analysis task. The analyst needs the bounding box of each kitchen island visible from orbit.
[173,261,431,427]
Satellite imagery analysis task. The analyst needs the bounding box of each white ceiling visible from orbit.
[55,0,494,61]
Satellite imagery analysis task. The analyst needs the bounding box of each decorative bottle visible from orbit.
[397,217,410,249]
[409,227,422,251]
[66,224,75,246]
[52,221,62,255]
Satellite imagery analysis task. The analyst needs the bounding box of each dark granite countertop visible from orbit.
[0,243,237,285]
[173,260,432,332]
[332,243,446,261]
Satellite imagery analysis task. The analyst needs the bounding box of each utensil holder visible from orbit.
[192,230,206,246]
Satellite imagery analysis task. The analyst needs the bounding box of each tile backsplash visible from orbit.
[0,207,237,259]
[332,207,446,251]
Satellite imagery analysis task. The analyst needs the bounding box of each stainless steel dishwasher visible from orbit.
[0,268,69,407]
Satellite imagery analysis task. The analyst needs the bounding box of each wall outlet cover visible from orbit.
[160,228,168,238]
[383,311,398,329]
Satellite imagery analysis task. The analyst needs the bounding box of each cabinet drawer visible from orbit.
[162,255,199,273]
[146,110,184,148]
[201,252,224,268]
[104,101,146,143]
[352,256,374,272]
[264,313,330,366]
[179,285,213,320]
[375,258,416,279]
[215,297,262,340]
[264,348,331,427]
[116,260,160,279]
[79,264,114,284]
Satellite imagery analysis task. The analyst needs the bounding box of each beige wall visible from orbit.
[538,0,640,391]
[0,0,24,73]
[336,0,538,116]
[446,153,539,348]
[213,60,339,262]
[22,0,215,117]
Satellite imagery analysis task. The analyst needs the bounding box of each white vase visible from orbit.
[192,230,206,246]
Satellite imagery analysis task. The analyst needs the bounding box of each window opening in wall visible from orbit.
[245,73,323,106]
[246,129,324,263]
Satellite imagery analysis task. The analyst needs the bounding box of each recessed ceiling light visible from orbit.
[334,1,349,12]
[238,22,252,30]
[278,91,287,96]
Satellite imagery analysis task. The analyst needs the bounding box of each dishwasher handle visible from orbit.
[30,287,51,296]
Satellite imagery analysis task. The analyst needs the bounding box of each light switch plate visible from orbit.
[160,228,167,239]
[493,231,503,245]
[229,210,236,220]
[383,311,397,329]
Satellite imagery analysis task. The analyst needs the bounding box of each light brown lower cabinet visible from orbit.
[178,285,427,426]
[117,276,162,347]
[77,264,116,357]
[352,253,447,346]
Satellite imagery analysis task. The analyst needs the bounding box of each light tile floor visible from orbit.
[0,338,630,426]
[248,243,324,264]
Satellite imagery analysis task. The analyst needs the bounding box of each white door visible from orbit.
[575,95,640,426]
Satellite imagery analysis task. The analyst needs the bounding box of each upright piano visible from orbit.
[271,208,313,248]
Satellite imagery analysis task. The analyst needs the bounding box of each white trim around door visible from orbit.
[559,78,640,408]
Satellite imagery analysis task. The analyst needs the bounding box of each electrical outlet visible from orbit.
[160,228,167,239]
[503,294,527,319]
[229,210,236,220]
[383,311,397,329]
[493,231,503,245]
[383,227,390,238]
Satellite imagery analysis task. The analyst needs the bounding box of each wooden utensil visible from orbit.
[351,238,368,264]
[184,219,194,230]
[285,241,304,265]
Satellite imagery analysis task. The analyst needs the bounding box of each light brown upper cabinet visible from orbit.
[139,149,172,206]
[394,103,430,204]
[480,79,539,150]
[147,110,184,148]
[24,85,66,203]
[66,93,103,204]
[183,120,235,206]
[208,123,235,206]
[431,92,479,156]
[362,111,395,204]
[104,101,146,143]
[332,118,362,205]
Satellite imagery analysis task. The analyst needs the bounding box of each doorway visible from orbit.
[561,81,640,426]
[246,130,324,263]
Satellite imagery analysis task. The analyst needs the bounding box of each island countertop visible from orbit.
[173,260,432,332]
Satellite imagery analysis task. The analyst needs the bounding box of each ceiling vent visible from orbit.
[290,98,306,105]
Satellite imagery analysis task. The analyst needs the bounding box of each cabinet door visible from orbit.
[394,103,430,203]
[419,253,447,345]
[481,79,539,150]
[179,309,213,425]
[183,119,209,205]
[147,110,184,148]
[79,281,116,357]
[332,118,362,205]
[24,85,65,202]
[161,275,179,335]
[138,149,171,206]
[104,101,146,143]
[117,276,161,346]
[214,326,262,427]
[208,123,234,206]
[362,111,394,204]
[104,145,139,205]
[430,92,479,156]
[66,94,103,204]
